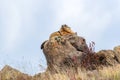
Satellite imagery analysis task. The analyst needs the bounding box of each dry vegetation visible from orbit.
[33,64,120,80]
[1,64,120,80]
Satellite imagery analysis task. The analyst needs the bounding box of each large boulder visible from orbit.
[41,34,87,73]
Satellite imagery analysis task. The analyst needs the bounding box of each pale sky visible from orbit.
[0,0,120,75]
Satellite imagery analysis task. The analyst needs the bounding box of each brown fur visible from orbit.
[49,24,74,39]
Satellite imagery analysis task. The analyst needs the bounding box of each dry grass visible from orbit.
[33,64,120,80]
[0,64,120,80]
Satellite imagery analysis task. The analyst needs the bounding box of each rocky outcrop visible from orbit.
[41,34,87,73]
[41,25,89,73]
[41,25,120,73]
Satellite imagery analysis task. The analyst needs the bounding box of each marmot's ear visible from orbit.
[41,40,47,49]
[61,24,65,28]
[61,25,64,30]
[62,24,68,28]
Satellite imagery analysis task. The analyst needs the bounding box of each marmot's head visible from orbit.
[60,24,74,33]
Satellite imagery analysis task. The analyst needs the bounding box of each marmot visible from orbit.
[49,24,75,39]
[41,24,75,49]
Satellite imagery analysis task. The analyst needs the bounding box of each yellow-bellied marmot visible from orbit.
[49,24,75,39]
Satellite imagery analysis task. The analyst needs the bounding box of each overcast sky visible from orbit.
[0,0,120,75]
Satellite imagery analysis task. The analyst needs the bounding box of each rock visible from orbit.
[114,46,120,63]
[63,33,89,53]
[41,35,85,73]
[40,25,89,73]
[96,50,118,66]
[40,24,120,73]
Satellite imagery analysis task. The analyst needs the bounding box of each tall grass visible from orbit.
[33,64,120,80]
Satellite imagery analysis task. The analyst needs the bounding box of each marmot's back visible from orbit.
[49,31,61,39]
[49,24,74,39]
